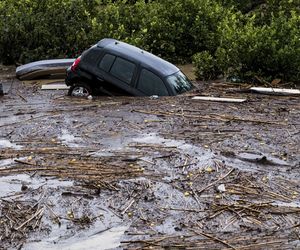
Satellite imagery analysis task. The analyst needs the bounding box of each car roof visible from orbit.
[96,38,179,77]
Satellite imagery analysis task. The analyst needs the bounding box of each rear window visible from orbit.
[137,69,169,96]
[167,71,193,94]
[99,54,116,72]
[110,57,136,84]
[82,46,101,64]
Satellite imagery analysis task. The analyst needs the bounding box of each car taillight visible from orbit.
[71,56,81,72]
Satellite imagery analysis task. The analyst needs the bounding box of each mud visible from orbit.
[0,65,299,249]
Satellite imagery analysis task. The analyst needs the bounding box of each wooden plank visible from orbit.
[250,87,300,95]
[192,96,247,103]
[41,84,70,90]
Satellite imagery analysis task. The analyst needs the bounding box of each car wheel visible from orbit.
[68,83,92,97]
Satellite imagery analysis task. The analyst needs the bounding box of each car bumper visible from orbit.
[65,67,77,86]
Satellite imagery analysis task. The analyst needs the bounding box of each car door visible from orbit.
[136,68,171,96]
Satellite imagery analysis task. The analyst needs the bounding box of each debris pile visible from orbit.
[0,199,44,249]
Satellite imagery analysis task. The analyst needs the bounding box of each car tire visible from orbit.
[68,83,92,97]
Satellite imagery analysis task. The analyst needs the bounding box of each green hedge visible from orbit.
[0,0,299,82]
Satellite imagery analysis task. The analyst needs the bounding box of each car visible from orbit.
[65,38,194,97]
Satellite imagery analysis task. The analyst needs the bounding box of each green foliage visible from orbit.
[193,0,300,82]
[213,7,300,82]
[0,0,95,64]
[0,0,299,82]
[193,51,221,80]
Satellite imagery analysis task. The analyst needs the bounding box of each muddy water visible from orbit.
[1,76,299,249]
[24,225,128,250]
[3,132,214,249]
[0,174,73,197]
[1,129,299,249]
[59,129,83,148]
[0,138,22,149]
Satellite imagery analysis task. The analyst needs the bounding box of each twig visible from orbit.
[234,240,286,249]
[121,199,135,215]
[162,207,206,213]
[16,90,27,102]
[15,207,44,231]
[197,168,235,195]
[191,229,237,250]
[191,186,202,207]
[14,159,35,166]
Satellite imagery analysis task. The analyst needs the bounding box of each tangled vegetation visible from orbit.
[0,0,299,82]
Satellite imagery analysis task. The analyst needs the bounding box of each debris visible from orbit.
[184,191,190,196]
[121,199,135,215]
[133,109,286,125]
[271,79,282,86]
[150,95,159,99]
[250,87,300,95]
[192,96,247,103]
[217,184,226,192]
[198,168,235,195]
[16,90,27,102]
[192,229,238,250]
[205,166,214,173]
[1,68,300,249]
[227,75,246,83]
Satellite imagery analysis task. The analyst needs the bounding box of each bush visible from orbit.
[193,51,221,80]
[193,3,300,82]
[0,0,299,82]
[214,9,300,82]
[0,0,95,64]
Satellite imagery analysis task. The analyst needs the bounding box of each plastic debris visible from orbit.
[217,184,226,192]
[150,95,159,99]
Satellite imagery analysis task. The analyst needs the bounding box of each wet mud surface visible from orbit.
[0,66,300,249]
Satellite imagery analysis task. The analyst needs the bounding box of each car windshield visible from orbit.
[166,71,193,94]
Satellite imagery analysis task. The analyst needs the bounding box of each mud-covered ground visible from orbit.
[0,66,299,250]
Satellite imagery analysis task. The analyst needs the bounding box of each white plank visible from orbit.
[250,87,300,95]
[41,84,70,90]
[192,96,247,103]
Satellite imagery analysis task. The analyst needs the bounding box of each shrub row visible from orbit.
[0,0,299,82]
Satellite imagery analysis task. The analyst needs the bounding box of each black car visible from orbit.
[65,38,193,97]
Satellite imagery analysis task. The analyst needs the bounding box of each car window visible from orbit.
[167,71,193,94]
[110,57,136,84]
[99,54,116,72]
[137,69,169,96]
